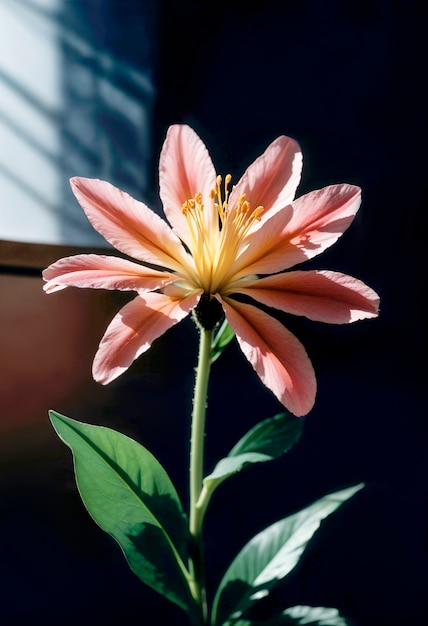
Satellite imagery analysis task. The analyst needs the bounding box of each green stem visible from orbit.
[189,327,213,624]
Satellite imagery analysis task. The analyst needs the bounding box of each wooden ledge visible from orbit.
[0,239,110,272]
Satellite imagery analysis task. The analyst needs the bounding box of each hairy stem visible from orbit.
[189,327,213,624]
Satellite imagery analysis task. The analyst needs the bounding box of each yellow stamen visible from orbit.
[182,193,212,283]
[223,174,232,213]
[181,175,264,293]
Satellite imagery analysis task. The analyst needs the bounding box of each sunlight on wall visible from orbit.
[0,0,65,244]
[0,0,155,246]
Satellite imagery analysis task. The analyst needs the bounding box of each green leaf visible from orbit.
[276,605,350,625]
[231,605,350,625]
[211,319,235,363]
[204,413,302,491]
[49,411,195,615]
[212,485,363,626]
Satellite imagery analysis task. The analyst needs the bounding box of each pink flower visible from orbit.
[43,125,379,416]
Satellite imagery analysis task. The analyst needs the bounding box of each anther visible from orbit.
[235,195,248,217]
[253,206,264,220]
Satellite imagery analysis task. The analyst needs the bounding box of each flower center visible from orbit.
[182,175,264,293]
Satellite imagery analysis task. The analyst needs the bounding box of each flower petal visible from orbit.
[221,184,362,282]
[228,135,302,225]
[43,254,175,294]
[70,177,191,272]
[159,125,217,246]
[93,290,201,384]
[218,296,316,416]
[283,184,362,264]
[223,206,297,281]
[231,270,380,323]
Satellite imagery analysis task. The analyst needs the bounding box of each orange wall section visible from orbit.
[0,242,123,464]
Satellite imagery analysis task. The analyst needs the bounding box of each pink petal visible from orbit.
[224,206,296,281]
[43,254,175,294]
[231,270,380,323]
[218,296,316,416]
[282,184,362,266]
[70,177,191,272]
[93,290,201,384]
[228,135,302,225]
[159,125,217,246]
[223,185,362,281]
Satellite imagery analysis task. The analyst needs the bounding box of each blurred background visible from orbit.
[1,1,427,624]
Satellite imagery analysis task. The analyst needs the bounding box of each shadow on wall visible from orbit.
[0,0,159,246]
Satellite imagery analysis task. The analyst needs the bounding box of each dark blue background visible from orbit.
[1,1,427,625]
